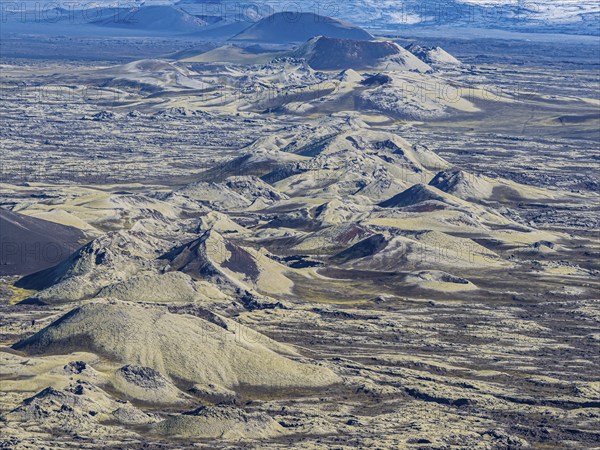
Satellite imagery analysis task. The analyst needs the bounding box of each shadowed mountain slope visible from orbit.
[0,208,86,276]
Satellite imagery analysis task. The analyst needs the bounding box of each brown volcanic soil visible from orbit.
[0,208,87,276]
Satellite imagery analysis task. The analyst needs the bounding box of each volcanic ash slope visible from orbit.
[231,12,373,43]
[15,230,168,303]
[161,229,295,296]
[405,43,462,67]
[153,405,286,439]
[0,208,86,276]
[95,271,200,303]
[12,300,341,393]
[290,36,432,72]
[429,167,560,203]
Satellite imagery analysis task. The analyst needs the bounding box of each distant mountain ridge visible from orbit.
[188,0,600,36]
[3,1,598,36]
[92,5,208,32]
